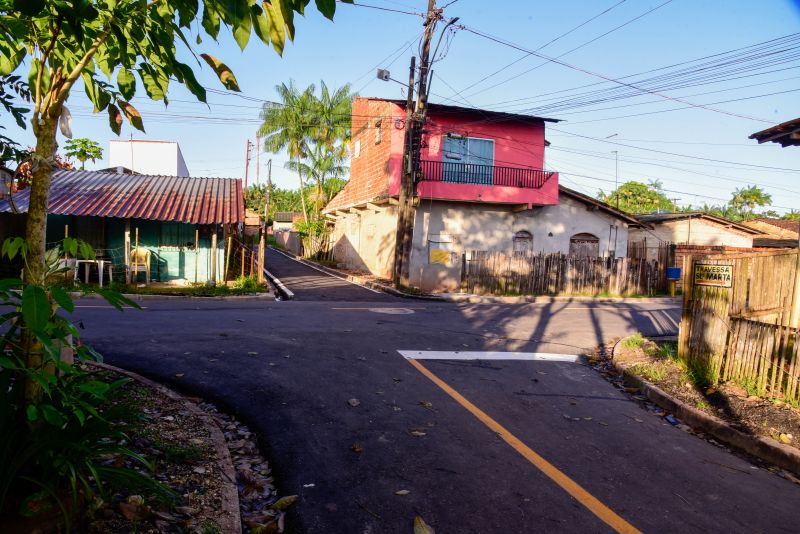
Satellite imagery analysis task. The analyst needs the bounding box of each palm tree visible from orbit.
[730,185,772,217]
[258,81,316,222]
[314,81,352,153]
[64,137,103,170]
[284,143,349,213]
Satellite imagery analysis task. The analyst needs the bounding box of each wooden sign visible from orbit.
[694,263,733,288]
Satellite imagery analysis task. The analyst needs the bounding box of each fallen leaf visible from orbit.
[778,433,793,444]
[271,495,298,511]
[414,515,435,534]
[175,373,184,378]
[410,430,426,437]
[351,442,363,454]
[395,490,410,496]
[347,398,361,407]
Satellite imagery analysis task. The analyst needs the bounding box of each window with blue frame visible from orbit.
[442,135,495,184]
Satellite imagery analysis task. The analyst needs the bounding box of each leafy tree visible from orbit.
[0,0,349,408]
[783,211,800,221]
[0,0,349,286]
[730,185,772,215]
[0,74,30,162]
[64,137,102,170]
[597,180,674,214]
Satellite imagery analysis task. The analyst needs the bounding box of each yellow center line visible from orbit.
[406,358,641,534]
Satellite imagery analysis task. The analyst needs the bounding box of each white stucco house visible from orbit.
[629,212,760,260]
[109,139,190,177]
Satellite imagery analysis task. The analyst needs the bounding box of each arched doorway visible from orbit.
[513,230,533,254]
[569,233,599,257]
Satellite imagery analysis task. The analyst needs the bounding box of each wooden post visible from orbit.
[211,231,217,285]
[258,230,265,283]
[240,247,245,278]
[133,227,139,284]
[224,234,232,284]
[249,247,254,277]
[124,220,131,284]
[63,224,69,281]
[194,227,199,284]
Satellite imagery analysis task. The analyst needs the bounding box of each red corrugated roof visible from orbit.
[0,170,243,225]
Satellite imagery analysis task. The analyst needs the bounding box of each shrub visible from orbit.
[0,237,171,526]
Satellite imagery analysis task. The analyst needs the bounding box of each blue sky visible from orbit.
[5,0,800,213]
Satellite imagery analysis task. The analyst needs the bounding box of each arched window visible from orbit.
[513,230,533,255]
[569,233,599,257]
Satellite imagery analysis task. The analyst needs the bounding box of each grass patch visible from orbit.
[622,332,646,349]
[629,361,671,382]
[110,281,269,297]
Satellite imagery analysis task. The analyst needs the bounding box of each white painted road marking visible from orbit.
[398,350,578,362]
[332,307,417,314]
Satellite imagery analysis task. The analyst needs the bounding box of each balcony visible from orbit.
[416,159,558,206]
[419,160,554,189]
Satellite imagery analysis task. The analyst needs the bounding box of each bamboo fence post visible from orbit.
[64,224,69,281]
[211,231,217,284]
[249,247,255,277]
[258,231,265,283]
[194,228,199,284]
[241,248,245,278]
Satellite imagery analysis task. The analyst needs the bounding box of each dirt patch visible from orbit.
[612,337,800,452]
[85,372,231,533]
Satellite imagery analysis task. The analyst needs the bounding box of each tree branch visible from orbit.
[46,27,113,117]
[33,17,63,118]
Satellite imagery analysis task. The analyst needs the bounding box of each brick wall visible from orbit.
[326,98,397,211]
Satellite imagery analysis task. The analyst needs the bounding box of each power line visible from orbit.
[463,0,674,101]
[439,0,629,104]
[457,24,775,123]
[549,127,800,172]
[341,0,424,17]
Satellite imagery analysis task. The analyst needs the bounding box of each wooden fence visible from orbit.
[461,251,664,296]
[678,249,800,402]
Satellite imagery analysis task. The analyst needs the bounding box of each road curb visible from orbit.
[88,361,242,534]
[437,294,680,304]
[611,335,800,477]
[70,291,274,301]
[263,268,294,300]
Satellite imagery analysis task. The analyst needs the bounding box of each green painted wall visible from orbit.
[45,215,225,284]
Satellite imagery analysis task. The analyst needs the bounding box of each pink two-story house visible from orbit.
[323,97,644,291]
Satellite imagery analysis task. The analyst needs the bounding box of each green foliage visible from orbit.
[0,237,172,525]
[63,137,102,170]
[597,181,674,214]
[232,274,259,291]
[0,74,30,162]
[294,218,326,238]
[622,332,646,349]
[782,211,800,221]
[258,79,352,221]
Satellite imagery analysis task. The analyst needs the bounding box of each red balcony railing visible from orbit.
[419,160,554,189]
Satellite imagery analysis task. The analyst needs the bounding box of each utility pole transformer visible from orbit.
[393,0,441,288]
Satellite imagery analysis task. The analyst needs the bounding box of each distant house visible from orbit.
[109,139,190,176]
[629,212,760,260]
[749,118,800,148]
[272,212,302,232]
[0,169,243,284]
[743,218,800,248]
[322,97,648,291]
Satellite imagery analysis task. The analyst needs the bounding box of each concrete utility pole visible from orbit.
[264,159,272,223]
[611,150,619,209]
[256,135,261,186]
[244,139,254,194]
[393,0,441,288]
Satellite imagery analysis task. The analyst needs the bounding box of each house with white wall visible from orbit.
[322,97,648,291]
[109,140,190,177]
[629,212,759,260]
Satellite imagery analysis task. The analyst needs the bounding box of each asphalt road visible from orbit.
[72,254,800,533]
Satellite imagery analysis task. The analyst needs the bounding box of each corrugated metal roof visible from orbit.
[0,170,244,225]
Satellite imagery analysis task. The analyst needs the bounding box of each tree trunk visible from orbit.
[297,159,308,222]
[21,108,61,406]
[24,112,60,284]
